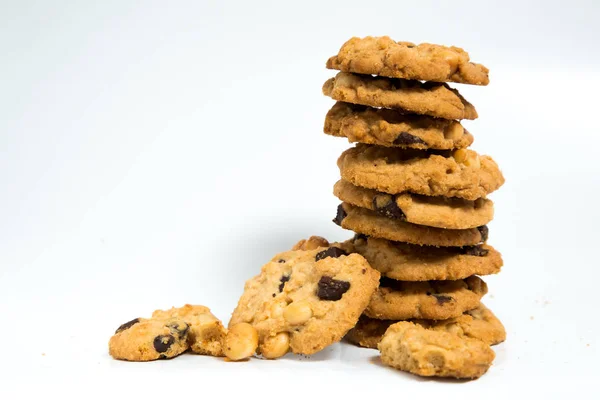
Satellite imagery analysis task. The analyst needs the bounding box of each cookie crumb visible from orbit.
[530,316,534,320]
[41,353,46,356]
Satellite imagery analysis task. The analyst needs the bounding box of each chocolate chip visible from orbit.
[317,276,351,301]
[153,334,175,353]
[115,318,140,334]
[166,321,189,339]
[373,195,406,220]
[462,246,489,257]
[379,277,402,290]
[353,233,368,242]
[393,132,426,146]
[278,259,285,263]
[478,225,489,242]
[315,247,347,261]
[279,275,290,292]
[332,204,347,226]
[432,294,453,305]
[361,268,366,274]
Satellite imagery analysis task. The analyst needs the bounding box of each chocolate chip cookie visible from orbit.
[334,203,488,247]
[108,317,190,361]
[228,242,380,357]
[324,102,473,150]
[152,304,227,356]
[365,276,487,320]
[338,144,504,200]
[323,72,477,120]
[326,36,489,85]
[334,179,494,229]
[349,236,502,281]
[346,304,505,349]
[379,321,495,379]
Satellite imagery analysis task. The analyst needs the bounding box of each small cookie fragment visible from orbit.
[323,72,478,120]
[334,179,494,229]
[335,203,488,247]
[365,276,487,320]
[337,144,504,201]
[109,317,190,361]
[229,243,380,357]
[324,102,473,150]
[378,321,495,379]
[349,236,502,281]
[326,36,490,85]
[152,304,227,356]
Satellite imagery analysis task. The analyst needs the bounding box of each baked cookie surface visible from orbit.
[152,304,227,356]
[229,243,380,357]
[334,179,494,229]
[326,36,489,85]
[108,317,190,361]
[365,276,487,320]
[346,304,505,349]
[323,72,477,120]
[334,203,488,247]
[348,235,502,281]
[378,321,495,379]
[324,102,473,150]
[338,144,504,200]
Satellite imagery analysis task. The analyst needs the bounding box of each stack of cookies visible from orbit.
[322,36,506,378]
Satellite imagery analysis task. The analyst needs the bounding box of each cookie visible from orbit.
[346,304,505,349]
[338,144,504,200]
[324,102,473,150]
[326,36,489,85]
[228,243,380,357]
[364,276,487,320]
[334,179,494,229]
[378,321,495,379]
[349,236,502,281]
[323,72,477,120]
[345,315,395,349]
[334,203,488,247]
[152,304,227,356]
[290,235,331,251]
[108,317,190,361]
[417,304,506,346]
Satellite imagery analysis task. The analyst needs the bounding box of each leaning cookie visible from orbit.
[323,72,477,120]
[229,242,380,358]
[378,321,495,379]
[349,236,502,281]
[334,179,494,229]
[365,276,487,320]
[346,303,505,349]
[334,203,489,247]
[326,36,489,85]
[108,317,190,361]
[338,144,504,200]
[152,304,227,357]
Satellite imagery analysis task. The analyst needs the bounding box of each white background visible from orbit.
[1,0,599,398]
